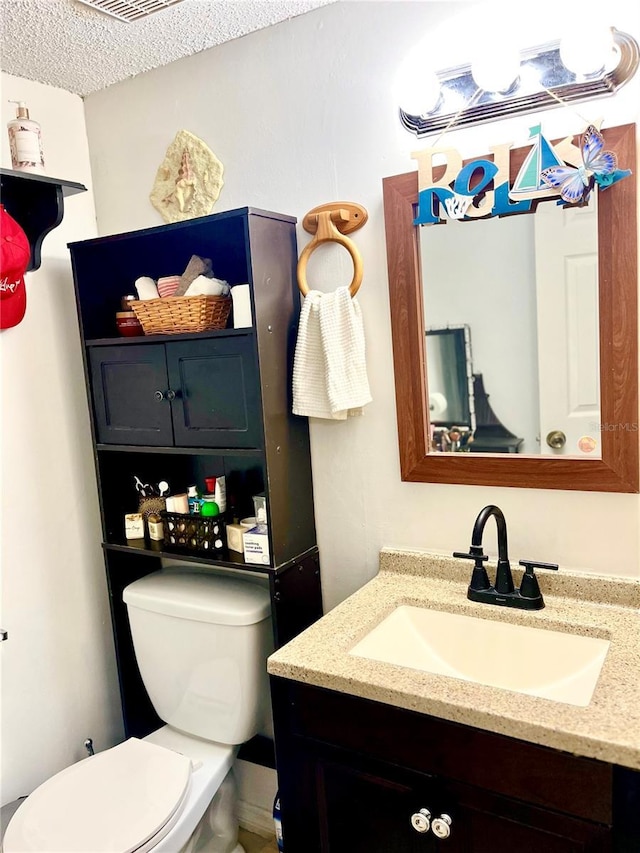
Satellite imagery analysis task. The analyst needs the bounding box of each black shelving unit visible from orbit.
[69,207,322,767]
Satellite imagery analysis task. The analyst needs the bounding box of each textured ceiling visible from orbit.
[0,0,336,96]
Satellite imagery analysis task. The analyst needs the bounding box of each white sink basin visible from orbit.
[349,606,610,707]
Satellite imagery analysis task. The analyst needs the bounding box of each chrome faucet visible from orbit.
[454,505,558,610]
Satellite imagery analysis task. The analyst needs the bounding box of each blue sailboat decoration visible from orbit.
[509,124,564,201]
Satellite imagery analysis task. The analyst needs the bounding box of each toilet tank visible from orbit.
[123,570,273,745]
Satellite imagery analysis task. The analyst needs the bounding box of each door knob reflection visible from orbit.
[546,430,567,449]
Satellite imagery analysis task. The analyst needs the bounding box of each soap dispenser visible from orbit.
[7,101,45,173]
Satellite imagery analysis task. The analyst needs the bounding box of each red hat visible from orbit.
[1,205,30,330]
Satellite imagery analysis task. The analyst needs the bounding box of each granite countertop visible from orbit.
[267,549,640,771]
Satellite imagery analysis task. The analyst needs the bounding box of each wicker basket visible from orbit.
[130,295,231,335]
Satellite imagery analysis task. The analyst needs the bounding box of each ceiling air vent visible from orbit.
[76,0,187,23]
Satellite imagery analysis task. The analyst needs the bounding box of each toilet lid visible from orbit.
[3,738,193,853]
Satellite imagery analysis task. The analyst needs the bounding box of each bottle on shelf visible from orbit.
[147,513,164,541]
[187,485,202,515]
[201,495,220,517]
[205,476,226,514]
[7,101,45,174]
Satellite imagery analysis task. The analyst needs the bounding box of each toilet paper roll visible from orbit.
[231,284,252,328]
[172,493,189,514]
[429,392,448,417]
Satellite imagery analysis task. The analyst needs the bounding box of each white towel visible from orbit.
[292,286,372,420]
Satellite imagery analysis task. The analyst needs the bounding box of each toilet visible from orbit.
[3,570,273,853]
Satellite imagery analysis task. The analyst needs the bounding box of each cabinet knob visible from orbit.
[431,814,452,839]
[166,389,176,401]
[154,390,166,401]
[410,808,431,833]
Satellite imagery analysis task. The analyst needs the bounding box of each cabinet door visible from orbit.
[314,759,610,853]
[89,345,173,446]
[436,778,612,853]
[315,760,438,853]
[167,337,262,448]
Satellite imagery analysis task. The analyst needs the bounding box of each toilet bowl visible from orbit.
[3,571,273,853]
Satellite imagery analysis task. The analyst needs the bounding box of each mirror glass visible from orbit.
[421,195,601,457]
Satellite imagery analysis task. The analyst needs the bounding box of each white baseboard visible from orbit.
[238,800,275,839]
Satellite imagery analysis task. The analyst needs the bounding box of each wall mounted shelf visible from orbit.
[0,168,87,271]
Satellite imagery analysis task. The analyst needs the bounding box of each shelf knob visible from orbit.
[431,814,452,839]
[410,808,431,833]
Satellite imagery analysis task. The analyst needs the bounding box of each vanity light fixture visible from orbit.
[399,28,639,138]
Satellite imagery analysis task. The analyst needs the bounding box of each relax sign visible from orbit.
[411,124,630,225]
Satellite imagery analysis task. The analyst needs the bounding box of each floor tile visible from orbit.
[238,827,279,853]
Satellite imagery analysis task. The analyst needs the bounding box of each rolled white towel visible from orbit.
[134,276,159,300]
[184,275,229,296]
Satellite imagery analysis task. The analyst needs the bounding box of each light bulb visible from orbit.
[395,48,441,116]
[559,24,615,76]
[471,44,521,93]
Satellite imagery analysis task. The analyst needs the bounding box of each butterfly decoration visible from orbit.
[540,125,627,205]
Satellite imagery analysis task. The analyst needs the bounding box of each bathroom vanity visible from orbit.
[269,551,640,851]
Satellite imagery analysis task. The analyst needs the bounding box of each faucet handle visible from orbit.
[453,550,491,592]
[453,550,489,562]
[519,560,559,572]
[518,559,559,601]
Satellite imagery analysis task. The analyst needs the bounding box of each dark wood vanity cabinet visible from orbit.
[271,680,639,852]
[70,208,324,761]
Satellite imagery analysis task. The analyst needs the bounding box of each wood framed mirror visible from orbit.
[383,123,638,492]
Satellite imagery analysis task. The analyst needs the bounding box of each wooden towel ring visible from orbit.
[297,202,368,297]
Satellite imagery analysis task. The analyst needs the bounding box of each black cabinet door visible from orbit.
[90,345,173,446]
[442,778,612,853]
[167,337,262,448]
[300,756,611,853]
[305,758,438,853]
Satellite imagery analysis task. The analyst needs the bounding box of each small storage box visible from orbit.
[243,524,271,565]
[161,511,226,553]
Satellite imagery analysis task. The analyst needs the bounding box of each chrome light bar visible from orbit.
[400,29,639,138]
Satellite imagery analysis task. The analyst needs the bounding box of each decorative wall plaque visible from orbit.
[150,130,224,224]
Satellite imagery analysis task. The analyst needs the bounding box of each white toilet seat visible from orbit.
[3,738,193,853]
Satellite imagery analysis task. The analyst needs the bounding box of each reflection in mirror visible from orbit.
[426,325,526,454]
[426,326,475,449]
[420,195,600,457]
